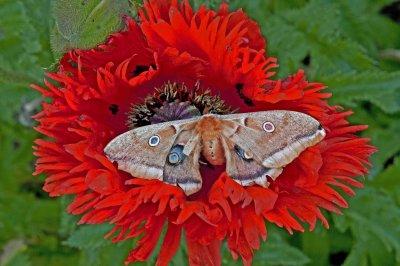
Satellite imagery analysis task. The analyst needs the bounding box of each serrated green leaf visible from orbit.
[0,194,60,246]
[51,0,130,58]
[27,238,80,266]
[4,253,31,266]
[334,188,400,264]
[21,0,54,64]
[371,157,400,204]
[220,228,310,266]
[252,233,310,266]
[229,0,308,17]
[342,105,400,179]
[63,224,113,250]
[59,197,79,238]
[323,71,400,114]
[335,0,400,55]
[301,230,330,266]
[261,0,376,78]
[369,121,400,177]
[0,121,38,193]
[0,0,45,85]
[79,242,131,266]
[190,0,224,9]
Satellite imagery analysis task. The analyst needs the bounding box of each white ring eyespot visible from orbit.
[263,121,275,133]
[148,135,160,147]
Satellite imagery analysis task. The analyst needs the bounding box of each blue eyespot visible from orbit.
[168,145,185,165]
[148,135,160,147]
[168,153,180,164]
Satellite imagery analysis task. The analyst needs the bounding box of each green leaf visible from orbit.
[0,194,60,245]
[63,224,113,250]
[369,121,400,177]
[58,197,79,238]
[0,121,38,193]
[371,157,400,204]
[63,221,132,266]
[229,0,308,15]
[341,105,400,178]
[21,0,54,65]
[0,0,49,85]
[301,230,330,266]
[51,0,130,58]
[78,242,131,266]
[27,238,80,266]
[220,228,309,266]
[190,0,224,9]
[322,71,400,114]
[334,188,400,264]
[334,0,400,55]
[252,233,310,266]
[261,0,376,78]
[5,253,31,266]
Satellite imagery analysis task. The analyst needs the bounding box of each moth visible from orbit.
[104,111,326,195]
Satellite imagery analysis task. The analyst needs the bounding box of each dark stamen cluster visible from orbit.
[128,82,233,128]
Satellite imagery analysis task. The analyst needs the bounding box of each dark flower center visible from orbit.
[128,82,233,128]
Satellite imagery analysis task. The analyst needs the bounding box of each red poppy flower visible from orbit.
[33,0,375,265]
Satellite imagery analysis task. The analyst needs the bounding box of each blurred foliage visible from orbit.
[0,0,400,265]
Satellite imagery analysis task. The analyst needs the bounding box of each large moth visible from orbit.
[104,111,326,195]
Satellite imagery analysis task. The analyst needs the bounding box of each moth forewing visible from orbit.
[219,110,326,182]
[103,123,183,182]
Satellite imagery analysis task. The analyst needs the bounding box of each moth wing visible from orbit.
[220,110,325,183]
[162,130,203,196]
[221,136,282,187]
[104,120,195,181]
